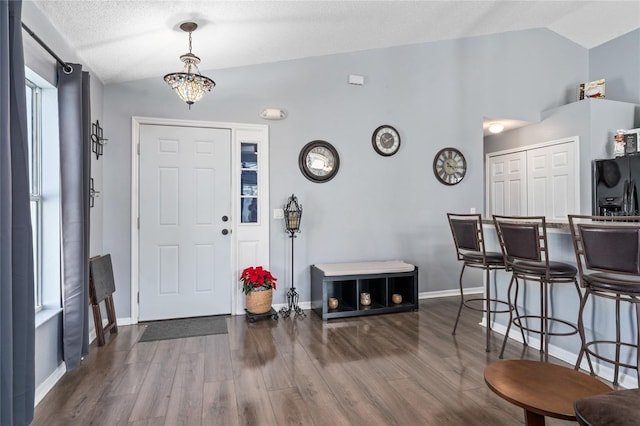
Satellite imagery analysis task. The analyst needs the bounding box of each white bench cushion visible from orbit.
[314,261,415,276]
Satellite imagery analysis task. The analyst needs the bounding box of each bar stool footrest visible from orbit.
[513,315,579,337]
[463,297,513,314]
[584,340,638,371]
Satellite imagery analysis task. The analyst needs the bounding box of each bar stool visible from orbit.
[568,214,640,386]
[574,388,640,426]
[447,213,517,352]
[493,215,582,361]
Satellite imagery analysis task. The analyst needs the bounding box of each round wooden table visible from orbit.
[484,360,612,426]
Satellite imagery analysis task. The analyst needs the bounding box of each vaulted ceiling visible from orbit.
[31,1,640,85]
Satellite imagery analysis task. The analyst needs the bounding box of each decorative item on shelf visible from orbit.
[91,120,107,160]
[615,129,627,157]
[280,194,305,318]
[584,79,606,99]
[577,83,585,101]
[89,178,100,208]
[624,129,640,156]
[391,293,403,304]
[360,292,371,306]
[164,22,215,109]
[328,297,339,310]
[240,266,277,315]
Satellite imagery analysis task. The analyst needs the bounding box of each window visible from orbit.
[240,143,258,223]
[26,69,61,317]
[26,79,43,310]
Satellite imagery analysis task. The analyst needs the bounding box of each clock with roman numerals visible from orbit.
[433,147,466,185]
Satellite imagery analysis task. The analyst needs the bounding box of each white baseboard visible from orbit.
[482,319,638,388]
[419,287,482,299]
[34,362,66,407]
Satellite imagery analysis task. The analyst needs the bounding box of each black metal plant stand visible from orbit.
[280,194,305,318]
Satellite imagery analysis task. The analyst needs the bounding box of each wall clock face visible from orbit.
[298,140,340,183]
[433,147,467,185]
[372,125,401,156]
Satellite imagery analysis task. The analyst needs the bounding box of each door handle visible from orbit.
[222,215,229,222]
[222,229,230,235]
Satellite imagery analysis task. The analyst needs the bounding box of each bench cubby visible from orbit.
[310,261,418,320]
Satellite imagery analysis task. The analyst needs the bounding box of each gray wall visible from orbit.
[589,29,640,105]
[103,28,587,317]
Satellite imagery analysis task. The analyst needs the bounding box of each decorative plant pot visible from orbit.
[245,288,273,314]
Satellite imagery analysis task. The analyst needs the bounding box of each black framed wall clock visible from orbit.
[372,125,401,156]
[433,147,467,185]
[298,140,340,182]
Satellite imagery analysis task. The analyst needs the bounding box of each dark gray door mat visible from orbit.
[139,316,228,342]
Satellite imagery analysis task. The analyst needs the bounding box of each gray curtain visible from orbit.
[0,0,36,425]
[58,63,91,370]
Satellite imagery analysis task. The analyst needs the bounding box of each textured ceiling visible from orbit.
[30,0,640,85]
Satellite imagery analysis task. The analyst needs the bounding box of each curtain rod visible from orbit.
[21,22,73,74]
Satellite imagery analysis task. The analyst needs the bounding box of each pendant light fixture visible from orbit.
[164,22,215,108]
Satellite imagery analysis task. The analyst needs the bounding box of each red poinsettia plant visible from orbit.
[240,266,277,295]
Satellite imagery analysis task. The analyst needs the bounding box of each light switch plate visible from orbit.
[273,208,284,219]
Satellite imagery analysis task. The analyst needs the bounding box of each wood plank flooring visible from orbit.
[32,297,605,425]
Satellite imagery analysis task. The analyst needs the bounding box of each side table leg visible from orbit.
[525,409,545,426]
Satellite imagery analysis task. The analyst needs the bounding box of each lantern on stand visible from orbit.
[280,194,305,318]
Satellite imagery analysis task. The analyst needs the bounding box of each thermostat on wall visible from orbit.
[348,74,364,85]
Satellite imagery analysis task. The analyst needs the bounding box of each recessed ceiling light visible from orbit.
[488,123,505,134]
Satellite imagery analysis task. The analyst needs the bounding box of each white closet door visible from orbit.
[488,151,527,217]
[527,141,577,219]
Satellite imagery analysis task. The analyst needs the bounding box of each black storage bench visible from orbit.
[310,261,418,320]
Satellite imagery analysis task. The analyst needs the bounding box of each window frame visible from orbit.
[26,78,43,311]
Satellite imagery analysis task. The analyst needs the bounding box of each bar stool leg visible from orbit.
[636,301,640,386]
[575,288,595,376]
[500,275,517,358]
[485,267,491,352]
[539,281,545,358]
[513,277,527,344]
[543,280,549,362]
[452,264,467,335]
[614,295,621,386]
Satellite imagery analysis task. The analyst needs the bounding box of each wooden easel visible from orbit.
[89,254,118,346]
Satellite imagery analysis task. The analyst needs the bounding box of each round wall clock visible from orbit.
[372,125,401,156]
[298,140,340,183]
[433,147,467,185]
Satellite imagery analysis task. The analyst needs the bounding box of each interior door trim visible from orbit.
[131,116,270,322]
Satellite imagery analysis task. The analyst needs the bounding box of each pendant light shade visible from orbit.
[164,22,215,108]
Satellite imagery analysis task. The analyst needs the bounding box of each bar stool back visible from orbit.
[568,214,640,386]
[447,213,515,352]
[493,215,581,361]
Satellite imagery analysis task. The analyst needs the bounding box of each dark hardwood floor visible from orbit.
[32,297,602,425]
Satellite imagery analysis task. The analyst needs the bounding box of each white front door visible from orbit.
[138,124,232,321]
